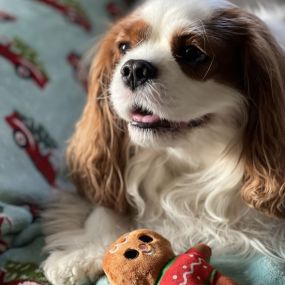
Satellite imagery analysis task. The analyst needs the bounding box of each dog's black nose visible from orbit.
[121,60,157,90]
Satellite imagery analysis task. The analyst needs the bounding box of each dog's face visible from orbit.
[110,0,245,148]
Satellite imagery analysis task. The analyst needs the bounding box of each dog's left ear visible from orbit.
[67,20,130,213]
[238,11,285,218]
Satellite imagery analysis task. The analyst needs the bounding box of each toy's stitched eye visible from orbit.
[124,249,139,259]
[118,42,130,55]
[177,45,208,65]
[138,235,153,243]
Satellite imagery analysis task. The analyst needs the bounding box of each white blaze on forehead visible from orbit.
[116,42,171,70]
[137,0,235,42]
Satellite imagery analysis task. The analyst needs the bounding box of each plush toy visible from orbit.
[103,229,238,285]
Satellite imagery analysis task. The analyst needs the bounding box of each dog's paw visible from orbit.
[42,250,103,285]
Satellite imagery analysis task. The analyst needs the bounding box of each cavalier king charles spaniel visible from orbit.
[42,0,285,284]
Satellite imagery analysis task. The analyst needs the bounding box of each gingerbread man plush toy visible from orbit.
[103,229,238,285]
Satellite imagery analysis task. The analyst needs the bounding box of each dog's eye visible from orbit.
[178,45,208,64]
[118,42,130,55]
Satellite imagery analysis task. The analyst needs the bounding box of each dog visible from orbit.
[42,0,285,284]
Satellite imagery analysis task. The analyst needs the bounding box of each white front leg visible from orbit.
[43,195,131,285]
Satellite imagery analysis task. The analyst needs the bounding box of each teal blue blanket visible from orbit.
[0,0,127,284]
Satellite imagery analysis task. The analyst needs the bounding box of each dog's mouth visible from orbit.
[130,105,210,131]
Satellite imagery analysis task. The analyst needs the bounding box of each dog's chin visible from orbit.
[126,106,211,148]
[128,124,189,148]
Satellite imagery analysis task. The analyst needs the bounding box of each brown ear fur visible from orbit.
[67,22,129,213]
[239,12,285,217]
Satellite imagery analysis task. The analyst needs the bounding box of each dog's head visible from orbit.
[68,0,285,217]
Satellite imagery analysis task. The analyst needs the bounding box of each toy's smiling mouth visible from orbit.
[139,243,155,255]
[130,105,210,131]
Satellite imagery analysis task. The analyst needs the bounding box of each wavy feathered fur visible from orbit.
[67,21,130,213]
[240,11,285,217]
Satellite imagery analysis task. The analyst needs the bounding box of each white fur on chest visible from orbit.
[126,143,285,261]
[126,144,243,254]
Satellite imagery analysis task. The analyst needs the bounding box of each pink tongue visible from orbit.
[132,114,161,123]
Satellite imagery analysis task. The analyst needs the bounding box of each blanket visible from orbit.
[1,0,285,285]
[0,0,128,284]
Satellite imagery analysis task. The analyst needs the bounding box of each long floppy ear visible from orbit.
[239,11,285,218]
[67,22,130,213]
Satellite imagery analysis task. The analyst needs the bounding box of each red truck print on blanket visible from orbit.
[67,52,88,91]
[0,37,49,88]
[0,11,16,22]
[34,0,92,32]
[106,2,123,19]
[5,111,58,187]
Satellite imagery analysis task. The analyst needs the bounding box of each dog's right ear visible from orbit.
[67,21,130,213]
